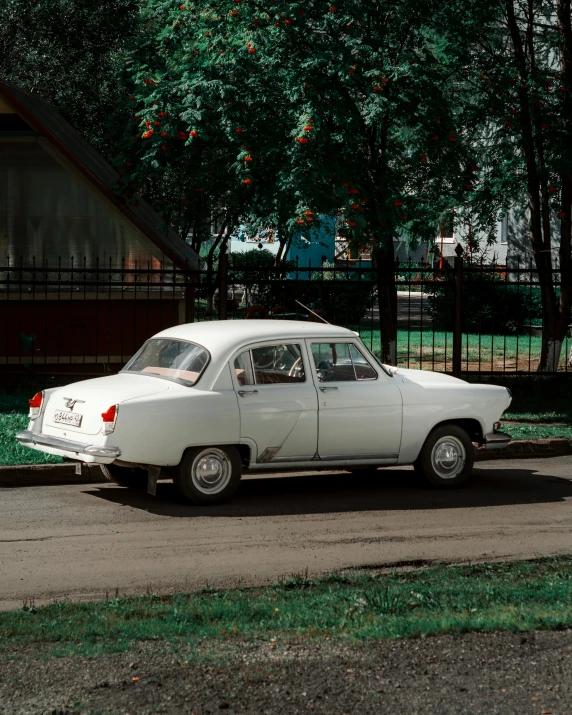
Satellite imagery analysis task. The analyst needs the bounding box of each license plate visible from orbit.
[53,410,83,427]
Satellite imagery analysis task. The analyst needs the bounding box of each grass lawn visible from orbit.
[1,557,572,658]
[0,391,62,466]
[505,422,572,441]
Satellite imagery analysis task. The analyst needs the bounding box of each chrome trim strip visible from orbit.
[248,457,398,471]
[318,453,399,461]
[16,430,121,458]
[267,452,399,464]
[484,431,511,450]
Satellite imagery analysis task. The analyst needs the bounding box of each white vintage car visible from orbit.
[17,321,512,504]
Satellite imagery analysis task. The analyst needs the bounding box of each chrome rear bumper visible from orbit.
[484,431,512,450]
[16,430,121,459]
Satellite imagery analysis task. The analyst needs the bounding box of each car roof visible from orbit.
[154,320,356,354]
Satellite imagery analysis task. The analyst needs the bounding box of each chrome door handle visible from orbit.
[238,389,259,396]
[319,386,339,392]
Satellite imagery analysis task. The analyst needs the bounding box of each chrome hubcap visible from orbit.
[431,436,466,480]
[191,448,232,494]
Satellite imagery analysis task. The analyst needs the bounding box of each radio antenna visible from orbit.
[295,299,330,324]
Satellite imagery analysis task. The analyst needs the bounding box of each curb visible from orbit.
[475,438,572,461]
[0,463,107,487]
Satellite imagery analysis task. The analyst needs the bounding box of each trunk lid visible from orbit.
[43,373,170,437]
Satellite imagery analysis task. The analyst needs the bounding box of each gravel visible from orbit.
[2,630,572,714]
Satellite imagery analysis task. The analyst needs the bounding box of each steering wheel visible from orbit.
[288,356,303,377]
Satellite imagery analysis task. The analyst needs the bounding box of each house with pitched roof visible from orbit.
[0,81,200,377]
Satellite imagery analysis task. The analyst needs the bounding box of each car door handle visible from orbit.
[238,390,259,396]
[319,386,339,392]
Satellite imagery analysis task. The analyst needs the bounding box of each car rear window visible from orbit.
[122,339,210,387]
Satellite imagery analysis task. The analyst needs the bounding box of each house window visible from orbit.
[499,214,508,245]
[439,213,455,243]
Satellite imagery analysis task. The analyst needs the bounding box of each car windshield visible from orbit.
[122,339,210,387]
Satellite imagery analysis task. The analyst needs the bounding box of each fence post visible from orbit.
[184,275,195,324]
[452,243,464,377]
[218,252,228,320]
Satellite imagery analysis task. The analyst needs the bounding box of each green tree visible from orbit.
[121,0,475,363]
[0,0,137,156]
[446,0,572,371]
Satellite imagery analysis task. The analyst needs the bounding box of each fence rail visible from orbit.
[0,254,569,377]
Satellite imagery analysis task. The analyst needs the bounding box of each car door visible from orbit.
[307,340,402,461]
[231,341,318,463]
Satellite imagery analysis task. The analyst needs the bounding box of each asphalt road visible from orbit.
[1,455,572,611]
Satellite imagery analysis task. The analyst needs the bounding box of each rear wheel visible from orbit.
[101,464,148,488]
[414,425,474,488]
[174,446,242,505]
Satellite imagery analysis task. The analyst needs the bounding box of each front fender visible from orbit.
[397,383,510,464]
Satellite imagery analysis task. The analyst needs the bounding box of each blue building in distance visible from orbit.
[286,215,336,277]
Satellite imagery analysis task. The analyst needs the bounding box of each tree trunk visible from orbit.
[373,241,397,365]
[505,0,568,372]
[556,0,572,367]
[205,218,230,315]
[534,239,564,372]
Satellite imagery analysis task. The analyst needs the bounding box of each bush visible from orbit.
[304,262,376,323]
[427,267,544,334]
[228,248,300,310]
[222,255,375,323]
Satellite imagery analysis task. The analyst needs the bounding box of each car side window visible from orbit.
[311,343,356,382]
[251,344,306,384]
[234,351,255,386]
[311,343,378,382]
[349,344,378,380]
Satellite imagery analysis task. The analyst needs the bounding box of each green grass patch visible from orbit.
[504,410,572,423]
[2,558,572,658]
[0,391,62,466]
[356,328,570,372]
[503,422,572,441]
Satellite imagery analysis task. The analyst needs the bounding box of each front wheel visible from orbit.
[174,446,242,505]
[414,425,474,488]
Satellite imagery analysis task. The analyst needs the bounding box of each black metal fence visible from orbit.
[0,254,569,376]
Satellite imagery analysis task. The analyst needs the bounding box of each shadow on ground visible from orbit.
[86,464,572,518]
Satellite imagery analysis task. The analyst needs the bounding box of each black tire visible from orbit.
[174,445,242,505]
[414,424,474,489]
[101,464,148,488]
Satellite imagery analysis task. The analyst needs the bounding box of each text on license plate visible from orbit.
[53,410,83,427]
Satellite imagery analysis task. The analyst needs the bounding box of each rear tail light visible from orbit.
[101,405,118,434]
[28,392,44,420]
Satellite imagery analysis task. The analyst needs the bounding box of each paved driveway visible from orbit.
[1,455,572,610]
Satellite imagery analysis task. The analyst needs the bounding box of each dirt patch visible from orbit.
[2,630,572,714]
